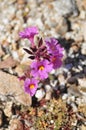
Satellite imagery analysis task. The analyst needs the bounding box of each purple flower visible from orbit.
[51,55,62,69]
[19,26,38,44]
[45,37,64,56]
[31,59,53,80]
[45,38,64,69]
[24,78,38,96]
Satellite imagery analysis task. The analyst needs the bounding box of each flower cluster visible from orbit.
[19,26,64,96]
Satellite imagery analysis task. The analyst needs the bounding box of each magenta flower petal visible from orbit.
[31,59,53,80]
[43,60,53,72]
[45,37,64,69]
[51,55,62,69]
[45,38,58,54]
[19,26,38,44]
[45,37,64,56]
[38,71,48,80]
[24,78,38,96]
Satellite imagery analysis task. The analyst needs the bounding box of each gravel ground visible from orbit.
[0,0,86,130]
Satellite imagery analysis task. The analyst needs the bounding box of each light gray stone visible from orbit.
[35,89,45,101]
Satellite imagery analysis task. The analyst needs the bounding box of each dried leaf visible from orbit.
[23,48,33,55]
[30,46,37,52]
[38,38,43,47]
[28,56,35,59]
[39,46,46,52]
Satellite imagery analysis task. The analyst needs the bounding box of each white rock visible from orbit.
[45,91,52,100]
[52,0,78,16]
[12,51,19,61]
[45,85,52,92]
[58,74,66,86]
[75,98,82,105]
[0,94,7,101]
[2,18,9,25]
[7,36,12,43]
[62,94,68,100]
[81,42,86,55]
[50,69,55,74]
[67,95,75,104]
[35,18,43,29]
[72,120,77,126]
[50,120,54,124]
[71,102,77,112]
[35,89,45,101]
[82,22,86,41]
[69,95,75,102]
[80,10,86,19]
[0,25,4,31]
[50,80,58,88]
[4,101,13,117]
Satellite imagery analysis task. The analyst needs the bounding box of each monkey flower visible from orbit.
[31,59,53,80]
[19,26,38,45]
[24,78,38,96]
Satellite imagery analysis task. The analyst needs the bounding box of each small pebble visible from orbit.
[62,94,68,100]
[11,51,19,61]
[35,89,45,101]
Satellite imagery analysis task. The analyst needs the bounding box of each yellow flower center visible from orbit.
[39,65,44,71]
[29,84,35,89]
